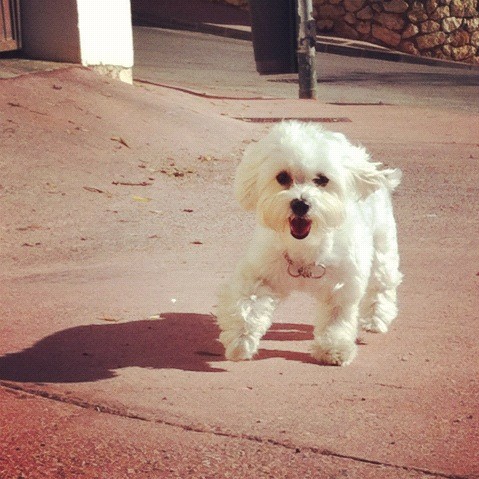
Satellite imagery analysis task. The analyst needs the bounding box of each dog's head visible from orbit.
[235,121,401,240]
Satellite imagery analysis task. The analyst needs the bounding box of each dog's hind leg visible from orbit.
[360,226,403,333]
[216,274,279,361]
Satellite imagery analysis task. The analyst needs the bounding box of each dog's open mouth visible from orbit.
[289,217,312,240]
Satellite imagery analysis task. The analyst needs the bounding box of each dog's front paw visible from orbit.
[361,317,389,333]
[220,332,259,361]
[311,337,357,366]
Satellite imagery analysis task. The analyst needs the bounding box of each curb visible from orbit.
[132,13,479,72]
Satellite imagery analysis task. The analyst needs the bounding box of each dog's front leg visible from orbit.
[216,271,279,361]
[311,298,360,366]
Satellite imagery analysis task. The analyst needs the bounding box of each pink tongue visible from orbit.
[290,217,312,239]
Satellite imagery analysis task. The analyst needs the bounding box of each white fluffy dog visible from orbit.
[216,121,402,366]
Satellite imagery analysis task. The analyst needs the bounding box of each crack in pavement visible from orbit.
[1,381,472,479]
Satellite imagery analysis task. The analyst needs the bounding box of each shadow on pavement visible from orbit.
[263,323,313,342]
[0,317,322,383]
[131,0,250,27]
[0,313,226,382]
[261,323,320,365]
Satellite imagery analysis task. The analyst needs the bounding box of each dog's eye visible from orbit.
[276,171,292,187]
[313,174,329,187]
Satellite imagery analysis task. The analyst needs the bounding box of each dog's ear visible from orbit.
[343,144,402,199]
[234,141,264,211]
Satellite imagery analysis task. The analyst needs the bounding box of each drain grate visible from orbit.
[233,117,351,123]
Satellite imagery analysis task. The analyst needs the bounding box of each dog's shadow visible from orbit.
[0,313,226,383]
[0,316,318,383]
[263,323,313,342]
[260,323,318,364]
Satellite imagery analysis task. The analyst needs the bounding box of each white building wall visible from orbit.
[77,0,134,83]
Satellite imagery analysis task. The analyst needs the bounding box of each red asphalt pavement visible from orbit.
[1,13,479,479]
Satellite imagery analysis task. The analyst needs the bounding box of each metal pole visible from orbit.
[297,0,318,99]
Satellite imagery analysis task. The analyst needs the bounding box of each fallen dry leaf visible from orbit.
[16,225,48,232]
[83,186,104,194]
[198,155,219,162]
[111,136,130,148]
[132,195,152,203]
[112,181,153,186]
[83,186,112,198]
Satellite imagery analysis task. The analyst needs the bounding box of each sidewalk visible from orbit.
[131,0,479,70]
[1,5,479,479]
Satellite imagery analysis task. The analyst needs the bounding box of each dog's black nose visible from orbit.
[290,199,310,217]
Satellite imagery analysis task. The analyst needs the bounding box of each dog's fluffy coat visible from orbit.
[217,121,402,366]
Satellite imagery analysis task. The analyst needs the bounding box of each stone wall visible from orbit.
[218,0,479,64]
[314,0,479,64]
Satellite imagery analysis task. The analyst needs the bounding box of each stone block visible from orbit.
[451,45,476,60]
[420,20,441,33]
[431,5,450,20]
[451,0,477,17]
[442,43,453,56]
[450,0,464,16]
[416,31,446,49]
[442,16,462,32]
[372,24,402,47]
[408,2,428,23]
[344,0,366,12]
[442,44,476,61]
[356,5,373,20]
[425,0,439,14]
[316,19,334,31]
[447,29,471,47]
[471,30,479,47]
[430,47,449,59]
[464,18,479,32]
[375,12,405,31]
[336,22,360,39]
[356,20,371,35]
[400,40,420,55]
[344,12,357,25]
[318,4,346,18]
[383,0,409,13]
[402,23,419,38]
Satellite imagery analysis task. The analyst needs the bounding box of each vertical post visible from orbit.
[297,0,318,99]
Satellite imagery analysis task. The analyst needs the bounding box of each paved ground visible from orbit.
[1,3,479,478]
[132,26,479,113]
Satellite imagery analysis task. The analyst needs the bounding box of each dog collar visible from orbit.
[283,252,326,279]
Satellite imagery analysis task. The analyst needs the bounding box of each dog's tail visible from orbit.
[383,168,402,192]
